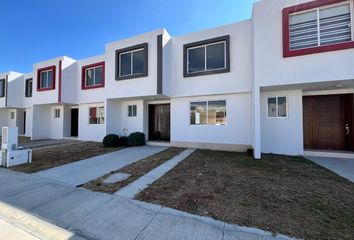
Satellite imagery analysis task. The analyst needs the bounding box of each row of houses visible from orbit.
[1,0,354,158]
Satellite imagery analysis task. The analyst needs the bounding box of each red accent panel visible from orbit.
[58,60,62,102]
[90,107,97,118]
[283,0,354,58]
[81,61,105,90]
[37,65,56,91]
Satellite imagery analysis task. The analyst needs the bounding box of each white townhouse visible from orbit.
[1,0,354,159]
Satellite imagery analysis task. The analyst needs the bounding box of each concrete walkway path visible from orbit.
[0,169,295,240]
[34,146,167,186]
[306,156,354,183]
[115,148,196,198]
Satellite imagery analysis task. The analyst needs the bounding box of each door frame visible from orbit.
[148,103,171,141]
[303,93,354,151]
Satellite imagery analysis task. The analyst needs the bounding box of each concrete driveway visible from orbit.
[306,156,354,183]
[34,146,167,186]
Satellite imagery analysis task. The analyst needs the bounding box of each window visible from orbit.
[190,100,226,125]
[82,62,105,89]
[267,97,288,118]
[54,109,60,118]
[37,66,55,91]
[25,78,33,97]
[89,106,104,124]
[184,35,230,77]
[10,112,15,120]
[0,79,5,97]
[115,43,148,80]
[283,0,354,57]
[128,105,137,117]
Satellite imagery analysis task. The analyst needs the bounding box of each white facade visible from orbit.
[1,0,354,158]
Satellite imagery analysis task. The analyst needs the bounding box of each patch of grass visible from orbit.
[137,149,354,240]
[81,147,185,194]
[11,142,123,173]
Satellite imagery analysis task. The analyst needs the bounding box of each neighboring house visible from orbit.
[1,0,353,159]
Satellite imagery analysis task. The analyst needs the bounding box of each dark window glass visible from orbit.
[128,105,137,117]
[85,69,94,86]
[133,50,145,74]
[95,66,103,84]
[25,79,32,97]
[188,47,205,73]
[208,100,226,125]
[120,53,132,76]
[190,102,207,125]
[40,71,47,88]
[206,42,225,70]
[47,70,53,88]
[0,80,5,97]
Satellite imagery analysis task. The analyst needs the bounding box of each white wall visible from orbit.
[105,29,165,99]
[105,99,145,137]
[260,90,303,155]
[61,57,77,104]
[171,93,252,146]
[253,0,354,88]
[77,55,106,104]
[32,105,64,140]
[170,21,252,98]
[25,108,32,137]
[78,102,105,141]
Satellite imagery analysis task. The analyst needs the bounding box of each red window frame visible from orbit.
[81,62,105,90]
[37,65,56,91]
[283,0,354,57]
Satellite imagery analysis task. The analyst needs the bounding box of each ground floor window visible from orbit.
[128,105,137,117]
[267,96,287,118]
[190,100,226,125]
[54,109,60,118]
[10,111,15,120]
[89,106,104,124]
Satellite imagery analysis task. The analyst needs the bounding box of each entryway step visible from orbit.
[146,141,171,147]
[304,150,354,159]
[114,148,196,198]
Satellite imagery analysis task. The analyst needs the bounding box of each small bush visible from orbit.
[118,136,129,146]
[128,132,146,146]
[246,148,254,157]
[103,134,120,148]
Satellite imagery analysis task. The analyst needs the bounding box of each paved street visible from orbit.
[0,168,294,240]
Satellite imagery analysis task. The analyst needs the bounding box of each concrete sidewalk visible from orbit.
[306,156,354,183]
[34,146,167,186]
[0,169,295,240]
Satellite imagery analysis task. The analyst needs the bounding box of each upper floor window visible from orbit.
[82,62,105,90]
[184,35,230,77]
[37,66,55,91]
[115,43,148,80]
[89,106,104,124]
[25,78,33,97]
[190,100,227,125]
[0,79,5,97]
[283,0,354,57]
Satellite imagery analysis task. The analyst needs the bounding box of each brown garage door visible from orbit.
[303,94,353,151]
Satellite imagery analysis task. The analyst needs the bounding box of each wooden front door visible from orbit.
[149,104,170,141]
[303,94,353,151]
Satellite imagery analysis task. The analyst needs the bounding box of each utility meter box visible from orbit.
[0,127,32,168]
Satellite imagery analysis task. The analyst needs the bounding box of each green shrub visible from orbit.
[128,132,146,146]
[118,136,129,146]
[103,134,120,148]
[246,148,254,157]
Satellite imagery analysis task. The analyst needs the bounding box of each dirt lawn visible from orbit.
[11,142,123,173]
[137,149,354,240]
[82,147,185,194]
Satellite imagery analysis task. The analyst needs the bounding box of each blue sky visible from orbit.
[0,0,256,73]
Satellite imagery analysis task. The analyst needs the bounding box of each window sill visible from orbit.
[37,87,55,92]
[116,73,148,81]
[184,68,230,78]
[82,84,105,90]
[283,41,354,58]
